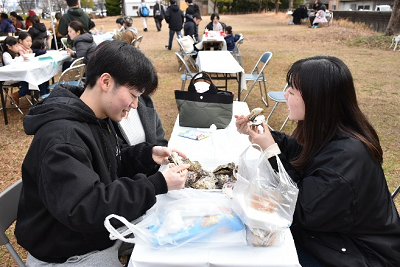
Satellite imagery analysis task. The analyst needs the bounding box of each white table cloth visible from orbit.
[0,50,71,90]
[128,101,301,267]
[196,51,246,100]
[195,33,227,51]
[92,32,114,45]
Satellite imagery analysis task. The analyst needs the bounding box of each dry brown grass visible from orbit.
[1,12,399,266]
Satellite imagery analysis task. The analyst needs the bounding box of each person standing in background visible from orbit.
[58,0,91,44]
[153,0,164,32]
[164,0,184,50]
[138,0,149,32]
[25,10,36,29]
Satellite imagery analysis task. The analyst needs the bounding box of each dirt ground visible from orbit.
[1,13,399,266]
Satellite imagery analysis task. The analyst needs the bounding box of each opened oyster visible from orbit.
[170,155,237,190]
[248,107,265,126]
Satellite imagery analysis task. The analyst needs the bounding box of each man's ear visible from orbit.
[99,73,113,92]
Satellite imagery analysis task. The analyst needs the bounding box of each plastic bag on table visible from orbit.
[104,189,246,249]
[232,145,299,246]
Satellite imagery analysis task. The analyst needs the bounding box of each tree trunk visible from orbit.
[275,0,279,13]
[289,0,293,11]
[385,0,400,35]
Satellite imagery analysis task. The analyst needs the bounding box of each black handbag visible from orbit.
[175,72,234,129]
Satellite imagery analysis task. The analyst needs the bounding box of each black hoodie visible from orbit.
[15,85,168,263]
[28,22,48,41]
[165,4,184,31]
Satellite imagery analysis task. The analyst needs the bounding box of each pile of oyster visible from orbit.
[168,152,237,190]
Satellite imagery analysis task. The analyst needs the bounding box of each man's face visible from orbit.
[101,79,142,122]
[194,18,202,26]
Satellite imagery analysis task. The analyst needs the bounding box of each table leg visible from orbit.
[0,82,8,125]
[237,73,241,101]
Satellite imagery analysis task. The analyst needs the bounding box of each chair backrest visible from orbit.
[234,34,244,52]
[134,36,143,49]
[61,37,68,49]
[70,57,85,68]
[392,185,400,199]
[251,52,273,75]
[58,64,86,86]
[0,179,26,267]
[175,52,192,76]
[130,38,137,46]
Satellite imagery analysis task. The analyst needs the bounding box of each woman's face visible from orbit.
[68,26,80,40]
[19,36,32,49]
[284,85,305,121]
[213,17,219,24]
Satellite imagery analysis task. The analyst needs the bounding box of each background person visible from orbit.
[25,9,36,29]
[205,13,224,32]
[16,40,190,266]
[120,16,138,44]
[138,0,149,32]
[164,0,184,50]
[18,32,33,56]
[235,56,400,266]
[58,0,91,45]
[28,15,50,48]
[153,0,165,32]
[312,5,328,28]
[223,25,240,51]
[10,12,25,34]
[184,13,202,42]
[0,13,16,36]
[63,20,97,70]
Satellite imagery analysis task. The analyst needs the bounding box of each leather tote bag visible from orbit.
[175,72,234,129]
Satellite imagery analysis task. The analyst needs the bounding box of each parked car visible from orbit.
[375,5,392,11]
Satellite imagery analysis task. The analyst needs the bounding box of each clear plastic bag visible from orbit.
[104,189,246,249]
[232,145,299,246]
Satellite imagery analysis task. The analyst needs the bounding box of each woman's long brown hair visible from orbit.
[287,56,382,170]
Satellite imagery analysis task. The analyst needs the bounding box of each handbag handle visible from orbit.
[187,71,218,94]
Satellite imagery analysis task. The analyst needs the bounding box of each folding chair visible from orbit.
[134,36,143,50]
[230,34,244,67]
[176,37,198,72]
[266,83,289,131]
[48,63,86,91]
[392,184,400,199]
[175,52,196,91]
[0,179,26,267]
[242,52,273,106]
[60,37,68,49]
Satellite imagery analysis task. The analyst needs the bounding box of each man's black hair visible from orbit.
[67,0,79,7]
[86,40,158,96]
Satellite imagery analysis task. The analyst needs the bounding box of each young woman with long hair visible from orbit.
[235,56,400,266]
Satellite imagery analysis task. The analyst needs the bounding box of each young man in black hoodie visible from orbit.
[164,0,184,50]
[16,40,190,266]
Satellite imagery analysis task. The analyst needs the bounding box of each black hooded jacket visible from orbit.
[15,85,168,263]
[165,4,184,31]
[269,131,400,266]
[28,22,48,41]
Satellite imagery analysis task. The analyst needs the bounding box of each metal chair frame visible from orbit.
[230,33,244,67]
[0,179,26,267]
[175,52,196,91]
[176,37,198,72]
[242,52,273,106]
[266,83,289,131]
[131,36,143,50]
